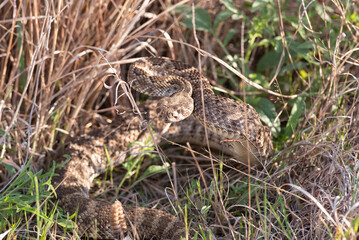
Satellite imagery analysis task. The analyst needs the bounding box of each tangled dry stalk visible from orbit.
[0,0,358,239]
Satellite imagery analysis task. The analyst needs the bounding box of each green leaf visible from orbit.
[180,7,212,32]
[200,205,211,216]
[256,50,282,71]
[251,0,271,12]
[142,164,168,177]
[16,21,26,92]
[3,162,16,176]
[248,97,280,137]
[173,5,190,13]
[128,163,169,189]
[280,61,308,75]
[213,9,233,30]
[288,41,314,60]
[283,96,306,138]
[353,215,359,234]
[3,85,13,101]
[57,218,76,229]
[223,29,235,46]
[232,13,245,20]
[315,4,333,22]
[0,129,11,140]
[219,0,238,13]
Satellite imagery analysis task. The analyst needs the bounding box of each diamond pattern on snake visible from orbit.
[53,57,273,239]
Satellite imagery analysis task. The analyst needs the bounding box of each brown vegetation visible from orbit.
[0,0,358,239]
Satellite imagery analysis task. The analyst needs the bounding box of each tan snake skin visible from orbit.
[53,57,273,239]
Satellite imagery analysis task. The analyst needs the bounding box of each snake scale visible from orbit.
[53,57,273,239]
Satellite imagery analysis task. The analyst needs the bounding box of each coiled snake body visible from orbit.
[53,57,273,239]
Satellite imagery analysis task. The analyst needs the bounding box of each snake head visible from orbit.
[156,92,194,123]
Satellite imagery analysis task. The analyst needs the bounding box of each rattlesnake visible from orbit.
[53,57,273,239]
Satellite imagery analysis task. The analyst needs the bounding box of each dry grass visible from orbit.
[0,0,358,239]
